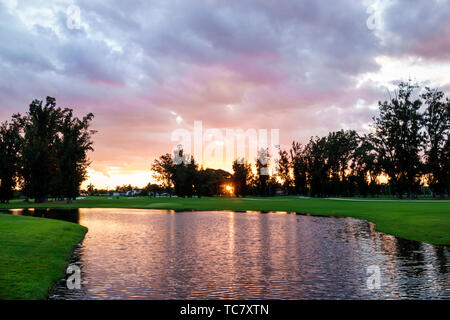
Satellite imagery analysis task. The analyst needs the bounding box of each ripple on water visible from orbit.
[12,208,445,300]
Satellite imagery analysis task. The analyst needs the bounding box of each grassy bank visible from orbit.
[0,214,87,300]
[1,196,449,246]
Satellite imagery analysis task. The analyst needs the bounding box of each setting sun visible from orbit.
[225,185,234,194]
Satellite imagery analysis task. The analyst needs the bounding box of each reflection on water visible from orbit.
[5,208,450,299]
[2,208,80,224]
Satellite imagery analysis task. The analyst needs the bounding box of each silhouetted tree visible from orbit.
[142,183,164,196]
[290,141,308,195]
[277,149,292,194]
[325,130,359,196]
[196,168,232,196]
[147,81,449,199]
[115,184,134,193]
[372,81,424,198]
[443,138,450,196]
[152,153,175,195]
[350,134,379,197]
[15,97,65,203]
[232,159,252,197]
[421,88,450,198]
[171,148,197,197]
[0,119,22,203]
[15,97,95,203]
[86,183,95,196]
[55,109,95,203]
[304,136,329,197]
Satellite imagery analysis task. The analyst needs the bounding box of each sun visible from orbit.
[225,185,233,195]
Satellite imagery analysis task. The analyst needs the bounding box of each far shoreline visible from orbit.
[1,196,449,246]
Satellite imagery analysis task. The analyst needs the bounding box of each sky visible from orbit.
[1,0,450,189]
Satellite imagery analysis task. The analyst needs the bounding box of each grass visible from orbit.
[1,196,449,246]
[0,196,448,299]
[0,214,87,300]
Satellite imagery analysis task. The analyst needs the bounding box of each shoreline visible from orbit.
[1,196,449,246]
[1,197,448,299]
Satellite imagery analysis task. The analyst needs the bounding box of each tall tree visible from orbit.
[151,153,175,195]
[304,136,329,197]
[277,149,292,195]
[173,154,198,197]
[171,148,197,197]
[350,134,379,197]
[325,130,359,196]
[16,97,64,203]
[232,159,252,197]
[152,148,198,197]
[421,88,450,198]
[290,141,308,195]
[443,137,450,196]
[0,119,22,203]
[372,81,424,198]
[55,109,95,203]
[15,97,95,203]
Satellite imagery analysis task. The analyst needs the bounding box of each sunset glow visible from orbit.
[1,1,449,189]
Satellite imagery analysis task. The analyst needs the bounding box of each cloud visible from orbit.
[376,0,450,60]
[0,0,449,187]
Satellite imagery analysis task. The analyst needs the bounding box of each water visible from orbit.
[5,208,450,299]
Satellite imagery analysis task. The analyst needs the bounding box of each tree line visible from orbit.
[0,97,96,203]
[151,150,232,197]
[152,82,449,199]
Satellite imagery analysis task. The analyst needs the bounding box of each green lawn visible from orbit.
[1,196,449,245]
[0,196,448,299]
[0,214,87,300]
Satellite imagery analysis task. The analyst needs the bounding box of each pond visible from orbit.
[6,208,450,299]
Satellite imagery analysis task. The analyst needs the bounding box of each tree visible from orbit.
[115,184,133,193]
[86,183,95,196]
[170,148,197,197]
[14,97,95,203]
[232,159,252,197]
[151,153,175,194]
[0,119,22,203]
[173,154,197,197]
[421,88,450,198]
[372,81,424,198]
[16,97,64,203]
[304,136,329,197]
[290,141,308,195]
[55,109,95,203]
[325,130,358,196]
[196,168,231,197]
[277,149,292,195]
[443,138,450,196]
[350,134,379,197]
[141,183,164,197]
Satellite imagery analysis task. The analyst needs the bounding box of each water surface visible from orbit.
[6,208,450,299]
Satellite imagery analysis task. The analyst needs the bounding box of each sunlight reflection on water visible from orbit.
[7,208,448,299]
